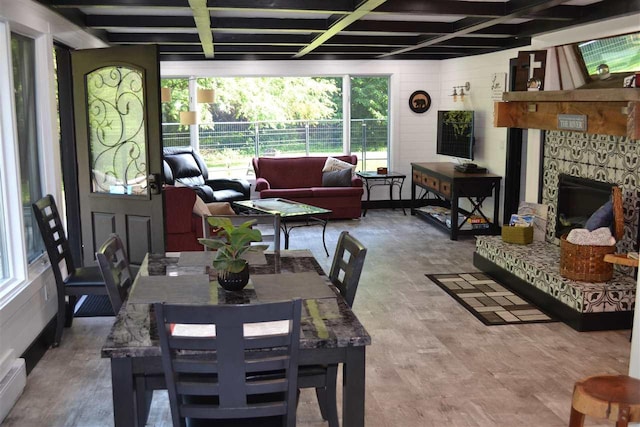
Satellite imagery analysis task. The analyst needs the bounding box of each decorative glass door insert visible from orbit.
[87,66,147,195]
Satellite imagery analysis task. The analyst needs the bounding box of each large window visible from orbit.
[12,33,44,263]
[161,76,389,178]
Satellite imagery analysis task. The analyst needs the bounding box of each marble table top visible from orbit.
[102,250,371,358]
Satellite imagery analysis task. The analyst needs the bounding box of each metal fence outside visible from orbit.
[163,118,388,177]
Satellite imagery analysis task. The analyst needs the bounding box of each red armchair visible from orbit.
[164,186,204,252]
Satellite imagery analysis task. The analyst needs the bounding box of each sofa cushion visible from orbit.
[311,187,364,197]
[260,188,314,199]
[322,157,355,174]
[322,168,352,187]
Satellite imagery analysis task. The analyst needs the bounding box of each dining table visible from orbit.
[101,249,371,427]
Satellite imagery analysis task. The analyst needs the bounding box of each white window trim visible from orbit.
[0,20,29,305]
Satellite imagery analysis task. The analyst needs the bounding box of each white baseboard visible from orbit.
[0,358,26,423]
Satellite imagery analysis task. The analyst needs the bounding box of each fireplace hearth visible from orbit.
[555,174,614,238]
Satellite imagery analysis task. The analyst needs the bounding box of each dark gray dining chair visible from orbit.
[155,299,302,427]
[96,234,133,314]
[299,230,367,427]
[32,194,106,347]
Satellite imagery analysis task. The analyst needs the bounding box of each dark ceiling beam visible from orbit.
[327,35,420,46]
[88,16,330,32]
[373,1,504,17]
[428,37,513,48]
[346,21,451,34]
[47,0,356,13]
[523,6,584,21]
[345,20,519,36]
[108,33,202,43]
[379,0,575,57]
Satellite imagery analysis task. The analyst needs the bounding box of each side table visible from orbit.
[356,171,407,217]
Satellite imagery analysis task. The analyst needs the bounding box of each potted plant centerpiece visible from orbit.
[198,217,266,291]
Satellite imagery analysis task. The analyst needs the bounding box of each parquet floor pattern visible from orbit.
[2,210,630,426]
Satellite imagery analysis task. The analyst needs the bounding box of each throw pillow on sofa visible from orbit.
[322,168,352,187]
[322,157,354,175]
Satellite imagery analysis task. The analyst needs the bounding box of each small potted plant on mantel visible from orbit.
[198,217,266,291]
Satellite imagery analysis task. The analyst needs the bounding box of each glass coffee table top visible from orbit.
[234,198,331,218]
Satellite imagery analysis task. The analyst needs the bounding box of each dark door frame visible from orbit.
[54,44,83,263]
[502,58,546,223]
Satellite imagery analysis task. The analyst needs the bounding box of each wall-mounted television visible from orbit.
[436,110,475,160]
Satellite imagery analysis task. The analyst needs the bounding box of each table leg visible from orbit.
[362,179,371,217]
[111,358,137,427]
[399,178,406,215]
[281,223,290,250]
[321,218,329,257]
[389,178,394,211]
[343,346,366,427]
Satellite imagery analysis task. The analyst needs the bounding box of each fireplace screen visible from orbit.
[555,174,614,238]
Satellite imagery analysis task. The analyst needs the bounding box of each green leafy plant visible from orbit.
[198,217,266,273]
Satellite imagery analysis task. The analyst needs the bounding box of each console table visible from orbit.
[411,162,501,240]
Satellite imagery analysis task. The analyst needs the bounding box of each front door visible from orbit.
[72,45,164,266]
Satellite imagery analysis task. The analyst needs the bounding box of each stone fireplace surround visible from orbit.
[473,131,638,331]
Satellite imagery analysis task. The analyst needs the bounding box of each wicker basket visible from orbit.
[559,186,623,282]
[502,226,533,244]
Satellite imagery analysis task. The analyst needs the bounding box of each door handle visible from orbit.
[148,173,162,195]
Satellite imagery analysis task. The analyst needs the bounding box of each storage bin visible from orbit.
[501,226,533,244]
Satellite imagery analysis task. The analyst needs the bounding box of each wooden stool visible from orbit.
[569,375,640,426]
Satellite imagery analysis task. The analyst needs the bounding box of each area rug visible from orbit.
[74,295,114,317]
[426,273,556,326]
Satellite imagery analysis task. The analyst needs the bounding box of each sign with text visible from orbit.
[558,114,587,132]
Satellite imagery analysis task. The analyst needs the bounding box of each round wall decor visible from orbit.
[409,90,431,113]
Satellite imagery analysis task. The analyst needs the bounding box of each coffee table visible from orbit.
[234,198,332,256]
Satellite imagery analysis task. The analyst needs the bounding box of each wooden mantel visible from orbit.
[494,88,640,139]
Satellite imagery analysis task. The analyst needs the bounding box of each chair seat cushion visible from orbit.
[64,266,105,287]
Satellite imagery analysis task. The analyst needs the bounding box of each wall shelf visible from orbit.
[494,88,640,139]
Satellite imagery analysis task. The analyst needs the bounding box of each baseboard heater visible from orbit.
[0,357,26,422]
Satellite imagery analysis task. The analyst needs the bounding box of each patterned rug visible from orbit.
[74,295,114,317]
[426,273,556,326]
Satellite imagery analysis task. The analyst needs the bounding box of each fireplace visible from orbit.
[555,174,614,238]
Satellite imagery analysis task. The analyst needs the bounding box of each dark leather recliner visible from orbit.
[163,146,250,202]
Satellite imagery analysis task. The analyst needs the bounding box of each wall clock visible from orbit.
[409,90,431,113]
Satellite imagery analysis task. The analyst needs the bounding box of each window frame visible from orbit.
[0,20,29,302]
[0,21,61,306]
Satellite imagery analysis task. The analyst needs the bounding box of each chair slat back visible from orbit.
[96,234,133,314]
[329,231,367,307]
[155,300,301,427]
[204,214,281,252]
[32,195,75,283]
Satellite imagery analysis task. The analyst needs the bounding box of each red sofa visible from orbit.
[164,186,204,252]
[252,156,364,219]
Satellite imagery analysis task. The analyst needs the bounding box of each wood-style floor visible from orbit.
[2,209,631,427]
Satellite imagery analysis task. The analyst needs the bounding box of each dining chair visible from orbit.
[32,194,106,347]
[155,299,302,427]
[299,230,367,427]
[95,234,133,314]
[203,213,281,253]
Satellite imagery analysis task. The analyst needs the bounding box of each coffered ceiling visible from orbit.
[36,0,640,61]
